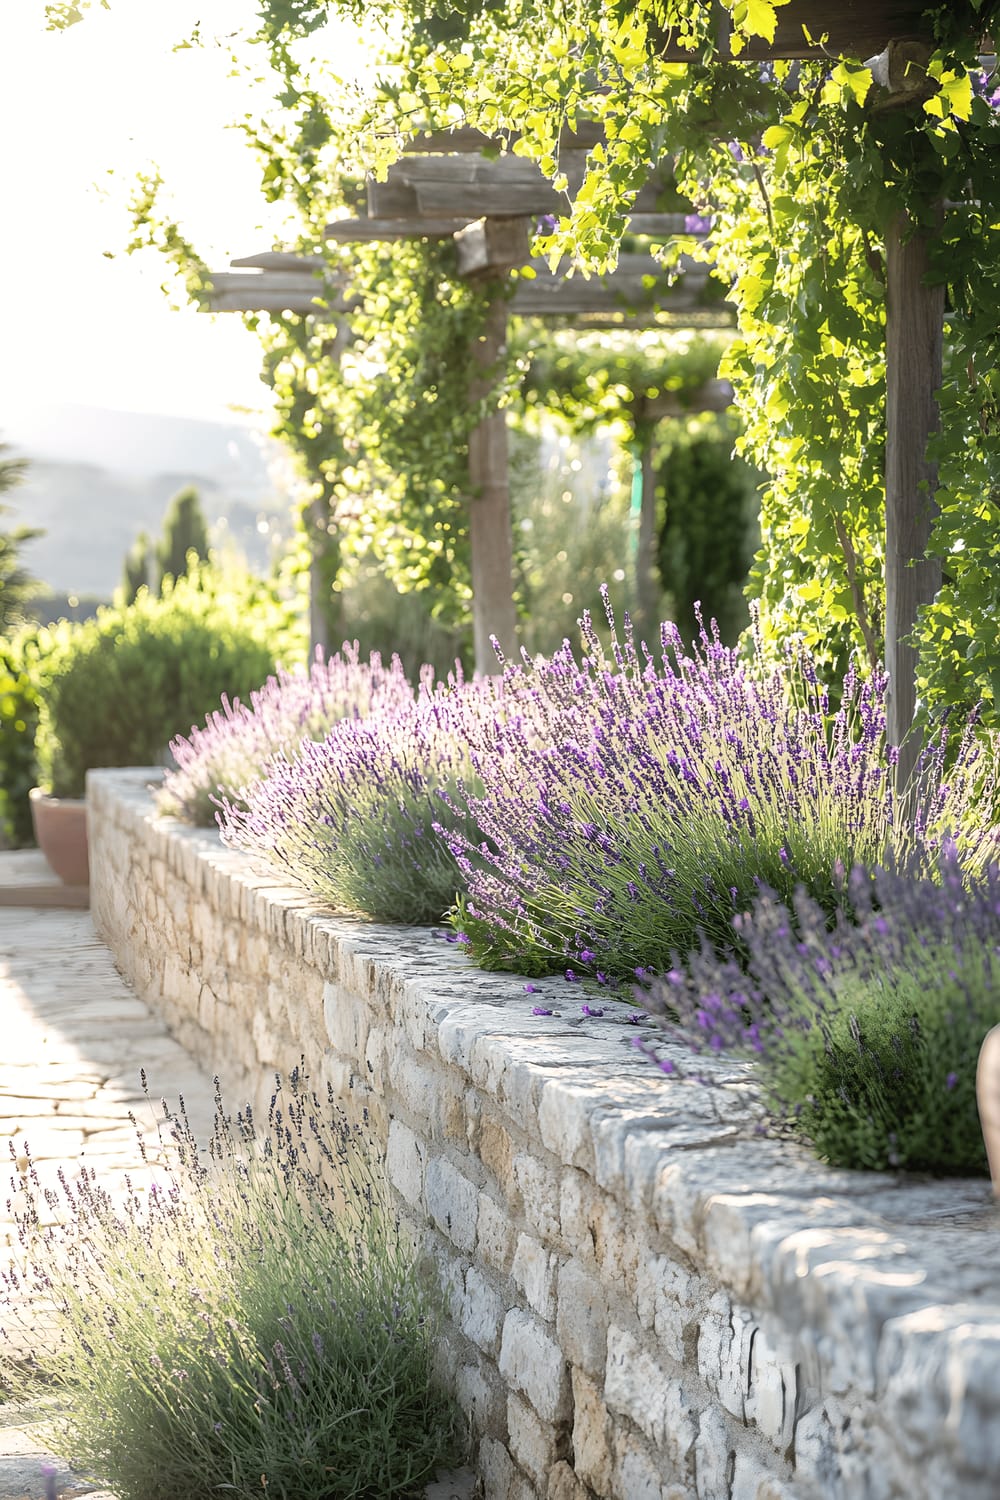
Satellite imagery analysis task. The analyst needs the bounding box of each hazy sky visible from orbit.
[1,1,374,429]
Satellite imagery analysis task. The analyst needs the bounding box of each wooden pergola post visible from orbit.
[458,217,533,672]
[883,207,944,796]
[307,495,333,657]
[468,283,519,672]
[635,437,660,649]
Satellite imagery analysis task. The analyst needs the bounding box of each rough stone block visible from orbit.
[730,1450,778,1500]
[537,1077,597,1171]
[559,1168,599,1262]
[556,1262,608,1379]
[251,1006,285,1069]
[878,1304,1000,1483]
[697,1292,753,1423]
[477,1191,517,1276]
[546,1461,591,1500]
[507,1391,561,1487]
[571,1367,613,1496]
[478,1436,517,1500]
[512,1233,558,1321]
[455,1357,505,1438]
[499,1309,571,1425]
[605,1327,695,1477]
[693,1408,735,1500]
[323,981,366,1058]
[513,1153,561,1241]
[396,1055,447,1126]
[611,1432,668,1500]
[458,1265,506,1357]
[426,1155,480,1253]
[560,1173,638,1294]
[744,1324,800,1450]
[480,1114,516,1197]
[635,1253,695,1366]
[386,1118,426,1208]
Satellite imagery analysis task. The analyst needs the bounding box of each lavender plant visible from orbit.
[643,854,1000,1174]
[440,593,997,979]
[158,645,418,826]
[218,680,492,925]
[1,1071,461,1500]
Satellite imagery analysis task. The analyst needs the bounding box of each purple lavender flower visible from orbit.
[219,676,497,925]
[644,854,1000,1175]
[532,1005,554,1016]
[435,592,997,980]
[159,645,418,826]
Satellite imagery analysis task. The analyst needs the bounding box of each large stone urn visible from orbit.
[29,787,90,887]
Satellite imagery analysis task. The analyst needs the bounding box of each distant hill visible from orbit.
[3,403,294,598]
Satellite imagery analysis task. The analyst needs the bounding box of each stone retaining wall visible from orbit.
[88,769,1000,1500]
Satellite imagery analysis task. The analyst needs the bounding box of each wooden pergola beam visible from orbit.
[230,252,326,270]
[325,211,710,245]
[651,0,932,61]
[325,216,474,242]
[369,156,673,220]
[206,249,722,319]
[403,122,606,154]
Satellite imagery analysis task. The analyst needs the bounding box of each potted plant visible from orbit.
[30,569,288,885]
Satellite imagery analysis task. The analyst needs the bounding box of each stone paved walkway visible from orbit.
[0,878,475,1500]
[0,906,219,1259]
[0,903,218,1499]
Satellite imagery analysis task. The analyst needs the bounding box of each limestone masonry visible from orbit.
[89,768,1000,1500]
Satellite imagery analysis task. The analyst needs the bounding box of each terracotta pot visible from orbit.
[29,788,90,886]
[977,1024,1000,1197]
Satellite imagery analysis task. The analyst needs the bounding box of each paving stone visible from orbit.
[0,908,217,1314]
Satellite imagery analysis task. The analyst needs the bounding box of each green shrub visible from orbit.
[158,647,417,827]
[656,411,759,647]
[218,681,489,925]
[34,568,297,799]
[0,629,46,845]
[646,858,1000,1175]
[2,1071,461,1499]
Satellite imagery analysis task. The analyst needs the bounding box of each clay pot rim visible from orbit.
[29,786,87,807]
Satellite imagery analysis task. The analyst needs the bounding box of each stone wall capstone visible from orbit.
[88,768,1000,1500]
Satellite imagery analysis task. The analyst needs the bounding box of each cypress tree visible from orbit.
[122,531,151,605]
[156,486,210,591]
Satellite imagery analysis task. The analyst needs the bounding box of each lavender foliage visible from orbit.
[158,644,417,826]
[440,592,997,978]
[644,854,1000,1174]
[1,1071,460,1499]
[219,677,493,925]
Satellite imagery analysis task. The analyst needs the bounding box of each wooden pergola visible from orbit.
[207,138,734,670]
[208,0,977,782]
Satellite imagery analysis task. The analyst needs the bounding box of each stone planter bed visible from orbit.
[88,768,1000,1500]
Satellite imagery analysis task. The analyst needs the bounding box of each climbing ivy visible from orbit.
[239,0,1000,718]
[119,0,1000,720]
[516,327,730,436]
